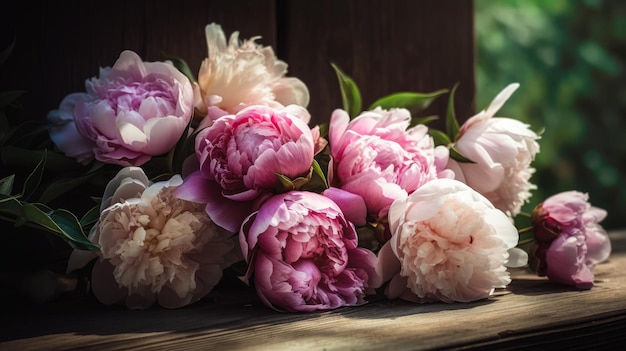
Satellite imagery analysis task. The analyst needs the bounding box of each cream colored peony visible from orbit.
[194,23,309,122]
[376,178,521,303]
[67,167,242,309]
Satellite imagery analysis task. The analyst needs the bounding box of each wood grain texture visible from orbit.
[278,0,476,127]
[2,231,624,351]
[0,0,474,129]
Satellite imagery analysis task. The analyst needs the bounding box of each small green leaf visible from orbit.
[428,129,452,147]
[410,115,439,128]
[21,150,47,200]
[330,62,362,118]
[162,53,197,83]
[368,89,448,114]
[0,175,15,195]
[311,159,329,189]
[449,146,475,163]
[446,83,461,140]
[80,204,100,229]
[275,173,295,192]
[0,195,98,251]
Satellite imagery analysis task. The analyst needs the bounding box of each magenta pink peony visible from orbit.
[174,104,320,233]
[194,23,309,124]
[47,50,195,167]
[376,178,520,303]
[239,191,380,312]
[68,167,242,309]
[530,191,611,289]
[328,107,453,222]
[446,83,540,217]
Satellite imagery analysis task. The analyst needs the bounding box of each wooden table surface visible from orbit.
[2,231,625,351]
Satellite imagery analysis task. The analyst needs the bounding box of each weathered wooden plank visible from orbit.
[279,0,476,127]
[0,0,277,122]
[2,232,624,351]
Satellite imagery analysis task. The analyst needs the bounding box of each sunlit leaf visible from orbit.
[330,62,362,118]
[428,129,451,147]
[311,159,329,189]
[410,115,439,128]
[368,89,448,114]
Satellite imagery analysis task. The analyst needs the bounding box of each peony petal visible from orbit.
[322,187,367,226]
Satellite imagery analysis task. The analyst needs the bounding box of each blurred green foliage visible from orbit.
[475,0,626,229]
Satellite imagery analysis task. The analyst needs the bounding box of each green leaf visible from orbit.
[428,129,452,147]
[162,53,197,83]
[311,159,329,189]
[21,149,47,200]
[0,195,98,251]
[446,83,461,140]
[79,204,100,229]
[449,146,476,163]
[0,175,15,195]
[368,89,448,114]
[37,161,105,204]
[410,115,439,128]
[275,173,295,193]
[330,62,362,118]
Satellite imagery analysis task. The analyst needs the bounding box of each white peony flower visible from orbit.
[376,178,521,303]
[447,83,541,217]
[67,167,242,309]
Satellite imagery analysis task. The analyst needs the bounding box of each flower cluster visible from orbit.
[1,22,612,312]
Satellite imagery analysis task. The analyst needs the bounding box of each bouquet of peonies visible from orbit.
[0,23,612,312]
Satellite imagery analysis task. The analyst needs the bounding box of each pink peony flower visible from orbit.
[174,104,319,233]
[446,83,540,217]
[240,191,380,312]
[194,23,309,123]
[530,191,611,289]
[376,178,520,303]
[68,167,242,309]
[48,50,194,167]
[328,107,452,222]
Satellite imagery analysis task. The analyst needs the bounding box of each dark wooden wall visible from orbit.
[0,0,474,128]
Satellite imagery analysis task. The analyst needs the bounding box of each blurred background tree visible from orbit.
[475,0,626,230]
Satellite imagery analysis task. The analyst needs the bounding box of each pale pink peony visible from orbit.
[446,83,540,217]
[530,191,611,289]
[48,50,194,167]
[328,107,452,222]
[376,178,520,303]
[240,191,380,312]
[174,104,319,233]
[194,22,309,123]
[68,167,242,309]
